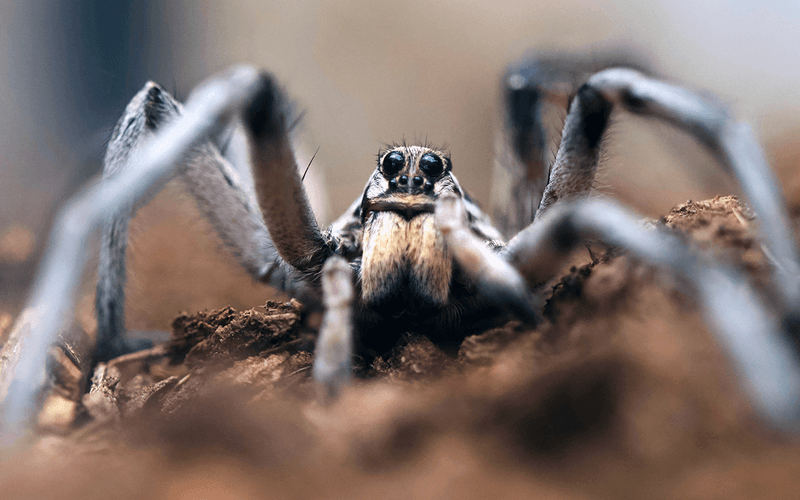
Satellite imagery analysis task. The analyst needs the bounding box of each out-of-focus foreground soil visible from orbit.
[3,195,800,499]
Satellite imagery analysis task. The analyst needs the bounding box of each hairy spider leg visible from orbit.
[437,67,800,431]
[0,66,266,442]
[95,82,299,365]
[492,51,648,237]
[312,256,355,403]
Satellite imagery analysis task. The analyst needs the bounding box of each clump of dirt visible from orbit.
[458,321,528,365]
[370,335,456,381]
[662,195,770,285]
[77,299,315,426]
[5,195,800,500]
[169,299,305,368]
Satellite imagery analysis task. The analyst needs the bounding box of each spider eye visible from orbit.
[382,151,405,176]
[419,153,444,177]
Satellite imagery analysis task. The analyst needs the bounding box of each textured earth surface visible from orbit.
[3,195,800,499]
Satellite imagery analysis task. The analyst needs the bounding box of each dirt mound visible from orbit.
[4,196,800,499]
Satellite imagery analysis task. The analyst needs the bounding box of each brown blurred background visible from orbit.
[1,0,799,336]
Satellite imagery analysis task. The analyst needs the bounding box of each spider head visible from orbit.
[362,145,459,221]
[356,144,464,319]
[379,145,450,193]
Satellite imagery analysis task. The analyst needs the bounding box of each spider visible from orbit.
[2,57,800,440]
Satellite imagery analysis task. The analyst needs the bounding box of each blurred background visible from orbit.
[0,0,798,336]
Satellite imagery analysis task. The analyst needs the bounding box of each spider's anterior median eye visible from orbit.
[382,151,405,176]
[419,153,444,177]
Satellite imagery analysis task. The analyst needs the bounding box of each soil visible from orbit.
[3,195,800,499]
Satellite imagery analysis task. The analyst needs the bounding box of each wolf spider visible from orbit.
[2,57,800,440]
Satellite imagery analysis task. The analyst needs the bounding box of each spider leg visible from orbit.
[491,52,647,237]
[241,75,333,277]
[487,67,800,430]
[0,66,264,442]
[312,256,355,403]
[536,68,800,312]
[534,83,612,217]
[213,121,259,196]
[491,56,589,237]
[520,199,800,431]
[95,80,306,365]
[439,194,800,431]
[435,196,541,323]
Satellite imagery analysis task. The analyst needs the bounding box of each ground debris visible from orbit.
[73,300,312,425]
[661,195,770,284]
[7,196,800,500]
[370,335,455,381]
[170,299,303,368]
